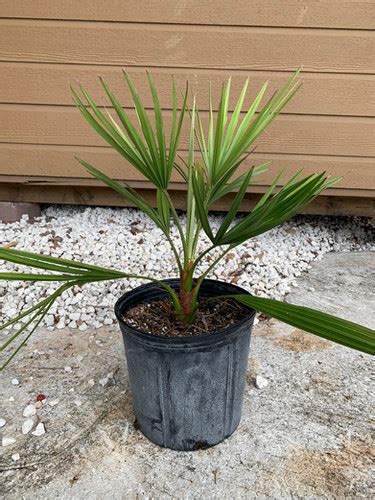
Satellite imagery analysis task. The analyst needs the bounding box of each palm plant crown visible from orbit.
[1,69,374,368]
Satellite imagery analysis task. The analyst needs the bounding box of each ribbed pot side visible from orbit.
[115,279,256,451]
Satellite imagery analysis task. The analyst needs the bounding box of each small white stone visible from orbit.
[2,437,16,447]
[31,422,46,437]
[11,378,19,385]
[68,388,74,393]
[11,453,20,461]
[56,319,66,329]
[23,404,36,417]
[64,366,72,373]
[88,379,95,386]
[34,401,43,409]
[74,399,82,407]
[45,314,55,327]
[48,399,59,407]
[9,396,14,402]
[0,418,6,428]
[255,375,268,389]
[22,418,35,435]
[76,355,84,362]
[99,372,114,387]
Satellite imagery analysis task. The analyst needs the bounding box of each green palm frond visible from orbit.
[231,295,375,355]
[191,68,318,245]
[195,68,301,193]
[72,74,188,191]
[1,283,73,370]
[216,173,341,246]
[76,158,169,234]
[195,170,341,246]
[0,248,181,368]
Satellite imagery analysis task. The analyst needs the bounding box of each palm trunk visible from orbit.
[177,266,196,323]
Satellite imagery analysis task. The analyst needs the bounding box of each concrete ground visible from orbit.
[1,252,374,499]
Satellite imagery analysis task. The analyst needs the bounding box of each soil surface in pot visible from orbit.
[123,298,250,337]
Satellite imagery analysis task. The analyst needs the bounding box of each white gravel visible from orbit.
[22,404,36,418]
[0,205,373,331]
[2,436,16,447]
[254,375,269,389]
[21,418,35,435]
[31,422,46,437]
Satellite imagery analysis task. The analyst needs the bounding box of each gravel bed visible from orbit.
[0,205,374,332]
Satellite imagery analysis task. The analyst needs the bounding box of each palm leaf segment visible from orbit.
[232,295,374,355]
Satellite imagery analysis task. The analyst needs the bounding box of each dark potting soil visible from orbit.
[123,297,250,337]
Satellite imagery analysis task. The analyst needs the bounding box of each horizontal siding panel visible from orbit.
[1,63,374,117]
[1,106,374,157]
[1,1,374,29]
[1,183,373,216]
[0,21,374,73]
[0,144,373,191]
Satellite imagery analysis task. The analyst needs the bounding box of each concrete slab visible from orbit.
[1,252,374,498]
[286,252,375,329]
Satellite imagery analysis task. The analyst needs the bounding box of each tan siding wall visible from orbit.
[0,1,374,214]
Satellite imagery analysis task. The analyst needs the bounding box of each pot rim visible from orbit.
[114,278,256,347]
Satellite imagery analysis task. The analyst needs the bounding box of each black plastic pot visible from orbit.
[115,279,256,451]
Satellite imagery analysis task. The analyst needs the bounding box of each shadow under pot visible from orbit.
[115,278,256,451]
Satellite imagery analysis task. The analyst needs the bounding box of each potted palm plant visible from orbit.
[1,69,373,450]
